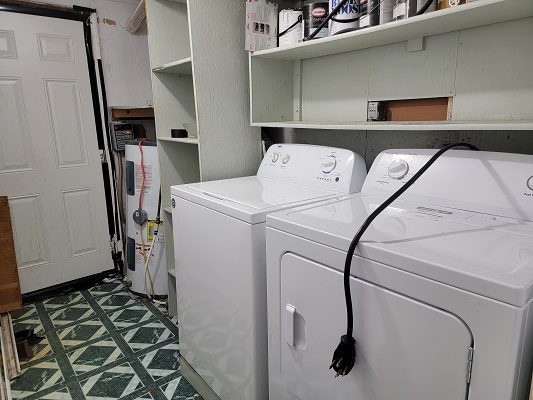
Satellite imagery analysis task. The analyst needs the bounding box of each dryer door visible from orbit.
[280,253,473,400]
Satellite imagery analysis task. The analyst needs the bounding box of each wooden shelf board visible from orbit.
[158,136,199,145]
[168,268,176,278]
[111,107,154,120]
[152,57,192,75]
[163,207,172,214]
[252,120,533,131]
[251,0,533,61]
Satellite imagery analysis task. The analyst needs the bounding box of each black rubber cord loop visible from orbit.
[330,143,480,378]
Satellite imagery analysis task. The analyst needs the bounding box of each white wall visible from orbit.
[50,0,153,107]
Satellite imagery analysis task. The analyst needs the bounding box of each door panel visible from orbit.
[37,34,74,62]
[0,11,112,293]
[0,78,33,172]
[62,189,98,257]
[45,79,88,167]
[0,30,17,58]
[9,194,49,268]
[280,253,472,400]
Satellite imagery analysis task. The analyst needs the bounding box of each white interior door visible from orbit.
[0,11,113,293]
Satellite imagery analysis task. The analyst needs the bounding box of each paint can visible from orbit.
[329,0,359,36]
[279,9,303,47]
[393,0,436,21]
[359,0,380,28]
[392,0,409,21]
[379,0,394,24]
[438,0,465,9]
[303,0,329,39]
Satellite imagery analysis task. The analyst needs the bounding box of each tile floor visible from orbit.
[10,281,202,400]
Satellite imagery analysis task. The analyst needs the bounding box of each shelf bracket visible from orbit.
[293,60,303,121]
[407,37,425,52]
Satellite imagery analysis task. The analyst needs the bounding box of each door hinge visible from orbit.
[466,347,474,384]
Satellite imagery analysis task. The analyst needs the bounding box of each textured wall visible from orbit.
[48,0,153,107]
[266,128,533,168]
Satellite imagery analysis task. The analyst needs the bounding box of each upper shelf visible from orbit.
[158,136,199,145]
[152,57,192,75]
[251,0,533,61]
[251,120,533,131]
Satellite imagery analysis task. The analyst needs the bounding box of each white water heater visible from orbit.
[125,140,167,297]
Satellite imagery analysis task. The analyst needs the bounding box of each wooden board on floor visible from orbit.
[0,197,22,314]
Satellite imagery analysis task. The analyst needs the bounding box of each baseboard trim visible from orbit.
[180,356,221,400]
[22,270,116,304]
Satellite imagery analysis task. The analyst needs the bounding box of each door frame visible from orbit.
[0,1,124,297]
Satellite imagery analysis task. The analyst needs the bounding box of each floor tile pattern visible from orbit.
[10,282,202,400]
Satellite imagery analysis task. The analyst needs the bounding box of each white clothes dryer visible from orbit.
[266,149,533,400]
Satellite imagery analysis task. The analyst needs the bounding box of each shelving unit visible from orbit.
[158,136,199,145]
[252,120,533,131]
[250,0,533,130]
[254,0,533,61]
[152,57,192,75]
[145,0,262,317]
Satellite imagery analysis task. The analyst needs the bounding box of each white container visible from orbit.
[245,0,278,51]
[125,141,167,297]
[279,9,303,47]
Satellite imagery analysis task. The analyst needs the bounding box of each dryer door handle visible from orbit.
[286,304,296,347]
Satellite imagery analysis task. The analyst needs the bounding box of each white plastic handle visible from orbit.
[286,304,296,347]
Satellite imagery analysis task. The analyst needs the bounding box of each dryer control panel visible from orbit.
[363,149,533,222]
[258,144,367,194]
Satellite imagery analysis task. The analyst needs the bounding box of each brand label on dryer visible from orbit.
[399,205,473,223]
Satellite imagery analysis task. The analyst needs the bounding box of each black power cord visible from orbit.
[279,14,303,38]
[330,142,480,378]
[416,0,437,15]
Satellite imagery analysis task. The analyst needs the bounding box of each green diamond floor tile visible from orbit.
[97,292,138,313]
[88,282,126,297]
[57,317,109,349]
[43,292,85,310]
[121,321,175,353]
[80,362,142,399]
[11,358,64,399]
[10,280,201,400]
[68,338,124,375]
[108,304,154,330]
[36,386,72,400]
[139,343,179,380]
[12,304,44,335]
[49,303,96,328]
[160,376,202,400]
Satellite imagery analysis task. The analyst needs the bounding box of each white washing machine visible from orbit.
[266,149,533,400]
[171,144,367,400]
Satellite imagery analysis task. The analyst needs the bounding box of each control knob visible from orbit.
[271,152,280,163]
[321,156,337,174]
[282,154,291,164]
[388,159,409,180]
[527,176,533,191]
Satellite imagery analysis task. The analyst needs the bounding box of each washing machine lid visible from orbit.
[171,176,341,224]
[267,193,533,307]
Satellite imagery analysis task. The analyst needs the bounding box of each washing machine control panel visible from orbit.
[258,144,367,194]
[363,149,533,221]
